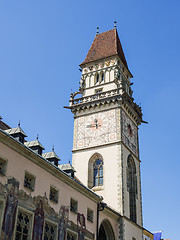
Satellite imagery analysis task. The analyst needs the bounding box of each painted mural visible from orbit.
[58,205,69,240]
[1,178,19,240]
[77,213,86,240]
[0,178,94,240]
[32,200,44,240]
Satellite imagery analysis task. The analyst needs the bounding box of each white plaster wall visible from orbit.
[122,145,143,226]
[124,218,143,240]
[72,144,121,213]
[84,81,117,96]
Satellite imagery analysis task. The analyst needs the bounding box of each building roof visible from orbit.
[24,140,45,150]
[0,120,11,130]
[4,126,27,137]
[80,28,129,71]
[59,163,76,172]
[42,151,60,160]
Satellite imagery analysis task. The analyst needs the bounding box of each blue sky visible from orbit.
[0,1,179,239]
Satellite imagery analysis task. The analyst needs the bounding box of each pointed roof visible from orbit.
[42,151,60,161]
[80,28,130,71]
[24,140,45,150]
[4,126,27,137]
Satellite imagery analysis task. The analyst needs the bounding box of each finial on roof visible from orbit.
[52,145,54,152]
[114,21,117,29]
[69,159,70,164]
[96,27,99,35]
[18,120,20,127]
[37,134,39,140]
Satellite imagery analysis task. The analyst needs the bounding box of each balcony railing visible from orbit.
[69,89,120,106]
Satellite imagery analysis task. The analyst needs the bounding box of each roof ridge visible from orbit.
[114,28,118,55]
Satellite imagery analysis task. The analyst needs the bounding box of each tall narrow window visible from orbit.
[93,159,103,186]
[43,221,57,240]
[95,74,99,84]
[101,73,104,82]
[127,155,137,223]
[15,210,32,240]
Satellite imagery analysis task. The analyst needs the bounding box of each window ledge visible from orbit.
[92,185,104,192]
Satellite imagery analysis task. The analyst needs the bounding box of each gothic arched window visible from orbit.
[127,155,137,223]
[88,153,104,189]
[93,159,103,186]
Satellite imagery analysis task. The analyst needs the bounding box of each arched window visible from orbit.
[93,159,103,186]
[88,153,104,189]
[127,155,137,223]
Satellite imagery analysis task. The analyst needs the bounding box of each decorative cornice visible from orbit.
[65,89,142,125]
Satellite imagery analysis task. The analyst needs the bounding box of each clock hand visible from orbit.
[94,119,98,129]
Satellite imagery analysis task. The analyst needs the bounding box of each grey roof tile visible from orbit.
[42,151,60,160]
[24,140,45,149]
[4,127,27,137]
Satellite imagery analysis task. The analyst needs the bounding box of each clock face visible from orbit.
[121,110,138,157]
[75,110,118,149]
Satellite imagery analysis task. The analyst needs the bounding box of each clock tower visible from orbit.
[68,26,144,238]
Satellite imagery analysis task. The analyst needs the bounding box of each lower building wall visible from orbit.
[123,218,143,240]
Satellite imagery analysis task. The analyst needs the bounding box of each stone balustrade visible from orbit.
[69,89,120,106]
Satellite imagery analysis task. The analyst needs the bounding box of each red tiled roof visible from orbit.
[0,120,10,130]
[80,28,129,71]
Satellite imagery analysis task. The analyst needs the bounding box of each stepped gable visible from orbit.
[80,28,129,71]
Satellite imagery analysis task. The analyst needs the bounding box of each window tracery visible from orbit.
[15,210,31,240]
[93,159,103,187]
[43,221,57,240]
[88,153,104,189]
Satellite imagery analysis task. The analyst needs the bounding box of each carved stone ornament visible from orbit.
[105,61,110,66]
[111,59,116,65]
[95,64,99,70]
[89,66,93,71]
[99,62,104,68]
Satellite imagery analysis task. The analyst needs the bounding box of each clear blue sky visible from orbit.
[0,1,179,239]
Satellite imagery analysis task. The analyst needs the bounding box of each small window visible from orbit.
[49,186,58,203]
[87,208,93,222]
[70,198,78,214]
[95,88,103,94]
[24,171,35,191]
[0,157,7,176]
[93,159,103,187]
[43,221,57,240]
[15,210,32,239]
